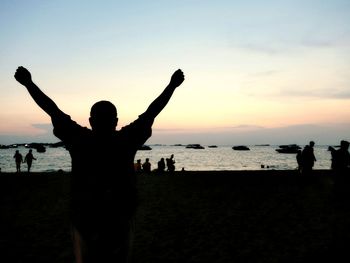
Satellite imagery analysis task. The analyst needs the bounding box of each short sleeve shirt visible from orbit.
[51,112,153,229]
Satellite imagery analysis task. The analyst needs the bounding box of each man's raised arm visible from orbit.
[14,66,64,118]
[144,69,185,119]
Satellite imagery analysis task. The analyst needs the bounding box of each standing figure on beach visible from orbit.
[14,66,185,263]
[332,140,350,189]
[301,141,316,175]
[134,159,142,172]
[157,158,166,173]
[142,158,151,174]
[296,150,302,173]
[166,154,176,173]
[331,140,350,257]
[24,149,37,173]
[13,150,23,173]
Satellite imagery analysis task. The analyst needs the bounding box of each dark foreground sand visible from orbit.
[0,170,347,262]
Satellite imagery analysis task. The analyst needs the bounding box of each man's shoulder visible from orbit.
[120,114,153,131]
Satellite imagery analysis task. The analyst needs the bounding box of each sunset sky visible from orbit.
[0,0,349,145]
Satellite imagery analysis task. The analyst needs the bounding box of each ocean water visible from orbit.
[0,145,334,173]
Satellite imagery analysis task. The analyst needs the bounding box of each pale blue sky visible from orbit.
[0,0,349,145]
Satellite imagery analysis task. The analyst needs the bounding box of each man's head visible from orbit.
[309,141,315,147]
[89,100,118,133]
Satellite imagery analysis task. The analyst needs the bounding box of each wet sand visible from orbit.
[0,170,343,262]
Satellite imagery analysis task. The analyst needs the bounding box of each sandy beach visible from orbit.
[0,170,345,262]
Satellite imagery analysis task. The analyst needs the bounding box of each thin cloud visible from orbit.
[278,88,350,99]
[153,128,190,132]
[327,91,350,99]
[32,123,53,131]
[230,124,265,129]
[230,41,288,55]
[301,39,334,48]
[242,43,283,55]
[230,35,347,56]
[301,33,350,48]
[251,70,280,77]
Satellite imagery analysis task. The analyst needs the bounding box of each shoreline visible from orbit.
[0,168,334,175]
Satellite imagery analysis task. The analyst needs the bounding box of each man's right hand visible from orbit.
[14,66,33,86]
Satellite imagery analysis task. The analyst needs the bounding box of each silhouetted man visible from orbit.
[331,141,350,258]
[157,158,166,173]
[13,150,23,173]
[301,141,316,175]
[166,154,175,173]
[24,149,36,173]
[142,158,151,174]
[332,140,350,198]
[14,66,185,263]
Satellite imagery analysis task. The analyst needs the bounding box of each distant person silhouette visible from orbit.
[166,154,176,173]
[134,159,142,172]
[331,141,350,258]
[157,158,166,173]
[142,158,151,174]
[13,150,23,173]
[24,149,36,173]
[14,66,185,263]
[328,146,336,169]
[296,149,302,173]
[301,141,316,175]
[332,140,350,193]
